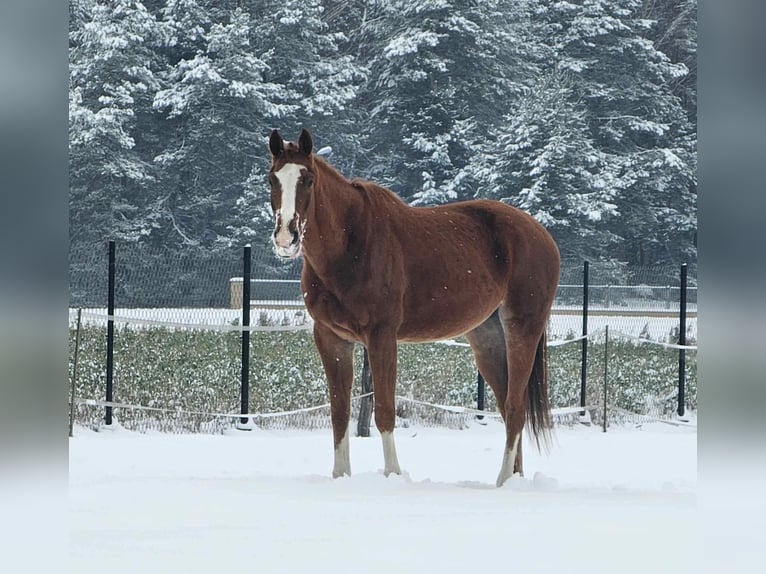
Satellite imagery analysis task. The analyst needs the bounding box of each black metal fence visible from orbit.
[69,241,697,434]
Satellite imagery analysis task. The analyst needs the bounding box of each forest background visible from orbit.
[69,0,696,302]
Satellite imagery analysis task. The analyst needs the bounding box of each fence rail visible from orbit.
[228,277,699,312]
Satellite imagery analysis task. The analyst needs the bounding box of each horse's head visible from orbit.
[267,128,315,259]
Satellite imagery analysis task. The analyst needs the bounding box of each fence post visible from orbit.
[476,371,485,421]
[602,325,609,432]
[579,261,589,420]
[240,245,251,427]
[357,348,373,437]
[677,263,687,418]
[105,240,115,427]
[69,308,83,437]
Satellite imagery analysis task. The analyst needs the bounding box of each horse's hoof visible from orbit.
[496,471,513,488]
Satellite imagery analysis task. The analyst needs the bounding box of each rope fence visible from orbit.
[75,311,313,332]
[74,383,696,438]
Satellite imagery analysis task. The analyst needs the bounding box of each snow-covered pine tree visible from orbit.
[547,0,696,265]
[352,0,539,205]
[642,0,696,121]
[474,72,619,262]
[251,0,362,127]
[69,0,164,247]
[152,4,293,248]
[225,0,364,269]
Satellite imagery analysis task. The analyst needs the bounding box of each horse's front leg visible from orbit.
[313,323,355,478]
[366,330,402,476]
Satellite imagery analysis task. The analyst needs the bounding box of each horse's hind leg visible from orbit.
[313,323,355,478]
[496,310,547,487]
[465,310,509,421]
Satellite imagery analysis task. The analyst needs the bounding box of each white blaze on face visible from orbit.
[273,163,304,250]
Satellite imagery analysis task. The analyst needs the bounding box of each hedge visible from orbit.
[70,325,696,430]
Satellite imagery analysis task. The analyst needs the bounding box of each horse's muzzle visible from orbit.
[272,228,301,260]
[273,214,302,259]
[274,241,302,260]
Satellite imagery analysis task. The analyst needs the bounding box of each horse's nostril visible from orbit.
[291,232,299,245]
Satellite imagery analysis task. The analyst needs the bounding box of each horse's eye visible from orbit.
[303,174,314,187]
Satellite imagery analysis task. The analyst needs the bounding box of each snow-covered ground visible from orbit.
[69,421,696,573]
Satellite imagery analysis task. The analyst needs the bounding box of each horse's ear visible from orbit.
[269,129,284,157]
[298,128,313,156]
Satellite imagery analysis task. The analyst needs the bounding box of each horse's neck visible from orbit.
[302,165,364,271]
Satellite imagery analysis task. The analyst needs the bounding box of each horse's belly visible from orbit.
[396,296,500,343]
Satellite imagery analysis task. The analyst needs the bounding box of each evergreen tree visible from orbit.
[547,0,696,264]
[352,0,539,204]
[641,0,696,120]
[475,73,619,262]
[152,5,293,247]
[225,0,364,267]
[69,0,164,247]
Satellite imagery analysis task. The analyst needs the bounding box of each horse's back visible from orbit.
[440,199,556,248]
[402,198,559,282]
[390,198,559,341]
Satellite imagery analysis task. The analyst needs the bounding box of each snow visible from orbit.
[70,421,696,573]
[384,30,442,58]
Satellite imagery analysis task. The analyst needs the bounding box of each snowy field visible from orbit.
[70,421,696,573]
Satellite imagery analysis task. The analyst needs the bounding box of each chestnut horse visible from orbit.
[267,129,560,486]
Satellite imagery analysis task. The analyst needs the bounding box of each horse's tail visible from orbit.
[526,331,552,450]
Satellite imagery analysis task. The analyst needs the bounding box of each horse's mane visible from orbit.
[353,179,408,206]
[313,155,407,206]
